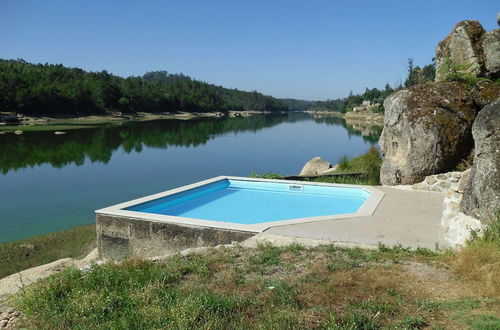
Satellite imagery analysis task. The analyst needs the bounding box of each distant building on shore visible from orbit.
[352,101,380,112]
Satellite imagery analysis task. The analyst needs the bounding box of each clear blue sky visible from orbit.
[1,1,498,100]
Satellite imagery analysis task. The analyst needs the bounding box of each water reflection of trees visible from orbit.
[0,114,382,174]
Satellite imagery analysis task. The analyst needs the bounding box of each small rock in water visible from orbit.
[54,131,67,135]
[14,130,23,135]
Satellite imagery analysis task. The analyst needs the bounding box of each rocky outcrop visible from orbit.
[299,157,333,176]
[460,99,500,223]
[435,20,500,81]
[482,29,500,79]
[435,20,486,82]
[379,82,477,185]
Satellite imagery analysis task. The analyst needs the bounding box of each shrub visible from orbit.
[437,58,492,86]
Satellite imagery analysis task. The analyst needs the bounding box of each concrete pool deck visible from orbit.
[265,186,446,249]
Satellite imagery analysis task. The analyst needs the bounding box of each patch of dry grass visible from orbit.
[13,242,500,329]
[443,215,500,298]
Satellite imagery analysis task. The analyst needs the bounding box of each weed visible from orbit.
[414,247,438,257]
[326,258,360,272]
[416,299,442,312]
[338,155,350,170]
[437,57,492,86]
[283,242,306,254]
[250,242,282,267]
[326,310,382,329]
[399,315,428,329]
[350,300,400,315]
[466,314,500,330]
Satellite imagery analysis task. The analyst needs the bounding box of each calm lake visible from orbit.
[0,113,381,242]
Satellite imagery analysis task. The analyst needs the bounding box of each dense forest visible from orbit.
[0,58,435,117]
[313,59,435,113]
[279,98,316,111]
[0,59,289,116]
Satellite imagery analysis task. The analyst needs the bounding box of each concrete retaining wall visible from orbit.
[96,214,254,260]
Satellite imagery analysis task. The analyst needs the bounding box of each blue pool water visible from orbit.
[126,179,370,224]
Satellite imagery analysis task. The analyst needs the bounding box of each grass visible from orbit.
[12,240,500,329]
[0,225,96,279]
[444,214,500,297]
[5,196,499,329]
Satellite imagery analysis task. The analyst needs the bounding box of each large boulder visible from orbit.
[299,157,332,176]
[460,99,500,223]
[435,20,486,82]
[379,82,477,185]
[482,29,500,79]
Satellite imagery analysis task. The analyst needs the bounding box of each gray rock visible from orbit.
[412,182,428,191]
[14,130,23,135]
[425,176,437,185]
[379,82,476,185]
[299,157,332,176]
[482,29,500,79]
[54,131,67,135]
[457,168,471,193]
[438,181,452,189]
[435,20,486,82]
[460,99,500,223]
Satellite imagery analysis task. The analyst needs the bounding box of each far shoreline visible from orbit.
[0,110,280,131]
[0,109,384,132]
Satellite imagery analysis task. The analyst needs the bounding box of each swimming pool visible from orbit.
[125,179,371,224]
[95,177,384,259]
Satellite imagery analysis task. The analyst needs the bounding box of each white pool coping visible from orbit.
[95,176,385,233]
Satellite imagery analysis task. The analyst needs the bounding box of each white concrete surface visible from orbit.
[265,187,446,249]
